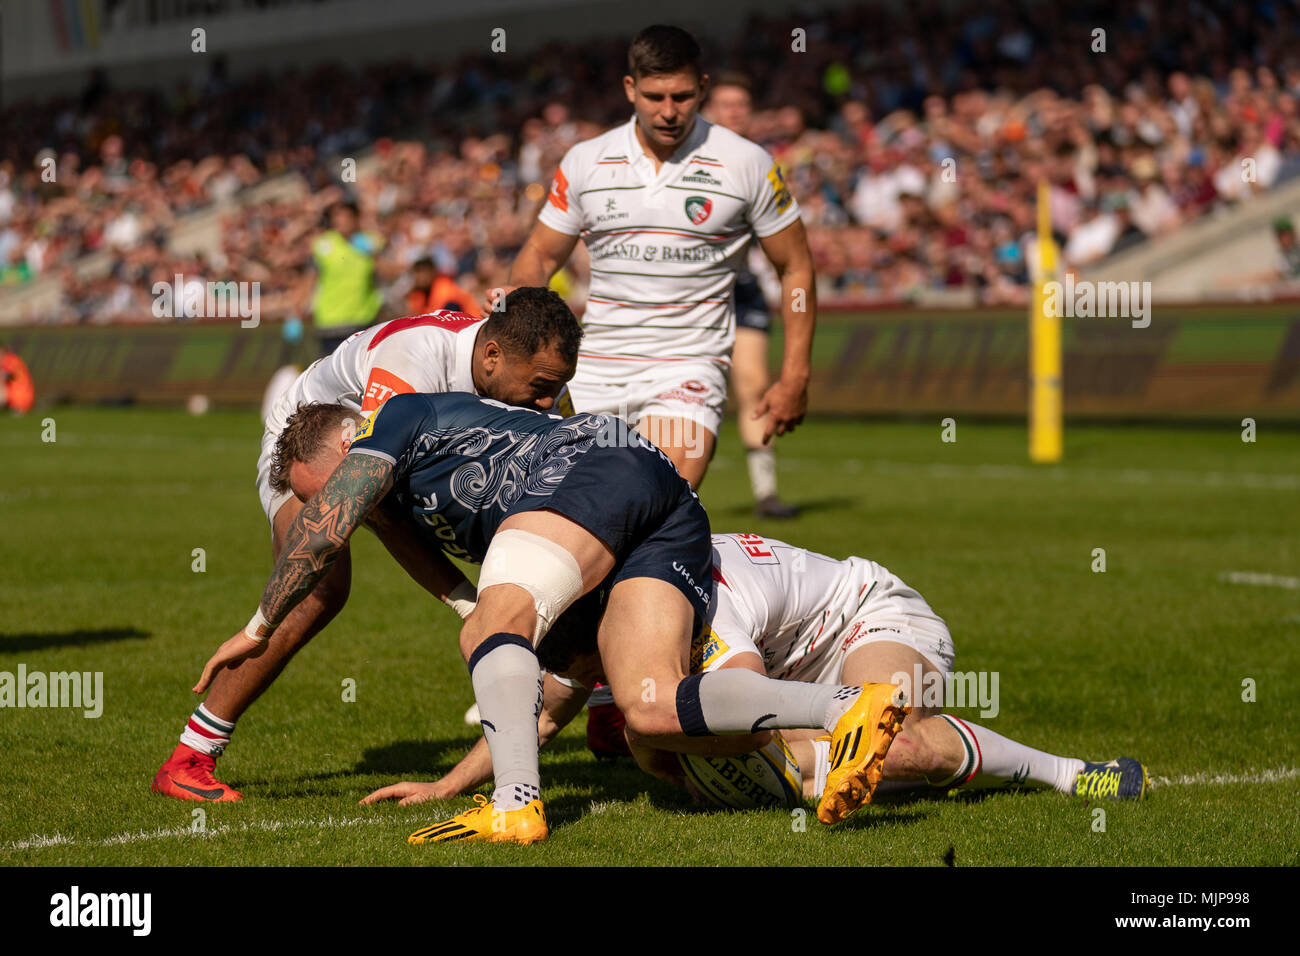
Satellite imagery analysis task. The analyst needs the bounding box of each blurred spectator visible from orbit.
[310,200,384,354]
[405,257,482,317]
[1275,216,1300,278]
[4,0,1300,319]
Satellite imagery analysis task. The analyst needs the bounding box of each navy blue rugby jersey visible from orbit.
[348,391,636,562]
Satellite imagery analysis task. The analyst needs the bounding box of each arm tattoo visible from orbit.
[260,454,394,626]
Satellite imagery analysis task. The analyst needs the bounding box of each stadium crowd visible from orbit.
[3,0,1300,322]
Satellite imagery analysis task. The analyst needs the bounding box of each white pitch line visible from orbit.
[7,767,1300,849]
[1220,571,1300,590]
[1,813,392,853]
[1147,767,1300,790]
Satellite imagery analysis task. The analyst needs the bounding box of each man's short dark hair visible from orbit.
[485,287,582,366]
[627,24,701,80]
[711,71,751,94]
[269,402,355,494]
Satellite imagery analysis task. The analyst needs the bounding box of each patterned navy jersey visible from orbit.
[348,391,634,562]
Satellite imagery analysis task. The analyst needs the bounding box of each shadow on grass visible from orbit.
[254,736,970,834]
[712,495,856,520]
[272,737,703,813]
[0,627,149,654]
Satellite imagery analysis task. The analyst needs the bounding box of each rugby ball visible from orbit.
[678,733,802,810]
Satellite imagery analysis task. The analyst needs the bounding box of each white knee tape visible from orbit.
[477,529,585,644]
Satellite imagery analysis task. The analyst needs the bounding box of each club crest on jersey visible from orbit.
[684,195,712,225]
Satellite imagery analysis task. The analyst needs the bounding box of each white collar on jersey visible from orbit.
[624,113,711,171]
[452,320,481,394]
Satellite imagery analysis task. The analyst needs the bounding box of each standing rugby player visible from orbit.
[152,289,580,803]
[504,24,816,489]
[705,72,798,518]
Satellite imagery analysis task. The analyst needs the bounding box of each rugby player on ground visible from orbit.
[368,533,1148,810]
[191,396,911,843]
[152,289,580,803]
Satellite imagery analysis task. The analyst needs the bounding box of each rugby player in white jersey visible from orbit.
[369,533,1148,809]
[501,24,816,490]
[152,288,581,803]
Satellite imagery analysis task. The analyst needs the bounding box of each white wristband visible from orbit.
[244,607,273,644]
[444,580,477,620]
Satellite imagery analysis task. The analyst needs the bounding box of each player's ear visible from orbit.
[482,338,502,373]
[623,74,636,104]
[698,72,710,98]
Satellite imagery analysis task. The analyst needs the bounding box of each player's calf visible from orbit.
[880,717,962,783]
[413,516,611,844]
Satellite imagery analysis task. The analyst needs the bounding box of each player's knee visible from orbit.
[732,368,765,402]
[477,530,584,644]
[458,603,540,663]
[618,692,680,739]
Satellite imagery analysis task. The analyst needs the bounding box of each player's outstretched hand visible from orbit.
[754,376,809,443]
[360,780,456,806]
[192,632,268,694]
[481,284,516,316]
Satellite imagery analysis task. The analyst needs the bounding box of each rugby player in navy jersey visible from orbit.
[192,393,910,843]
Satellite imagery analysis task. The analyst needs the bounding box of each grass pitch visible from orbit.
[1,408,1297,866]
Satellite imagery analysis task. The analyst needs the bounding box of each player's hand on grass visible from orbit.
[754,376,809,442]
[482,284,516,316]
[359,780,456,806]
[192,632,269,694]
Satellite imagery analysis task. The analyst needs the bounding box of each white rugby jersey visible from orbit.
[697,533,946,679]
[538,115,801,365]
[264,311,482,438]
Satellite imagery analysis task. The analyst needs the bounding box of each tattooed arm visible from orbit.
[260,453,393,627]
[192,453,393,692]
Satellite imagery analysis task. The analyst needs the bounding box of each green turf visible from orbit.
[1,409,1297,866]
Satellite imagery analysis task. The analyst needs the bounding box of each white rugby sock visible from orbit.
[468,634,544,811]
[746,447,778,500]
[935,715,1084,793]
[179,704,235,756]
[811,737,831,798]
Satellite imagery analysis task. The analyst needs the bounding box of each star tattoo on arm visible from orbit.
[260,453,394,626]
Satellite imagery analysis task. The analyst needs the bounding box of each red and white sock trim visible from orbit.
[179,703,236,757]
[933,714,981,788]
